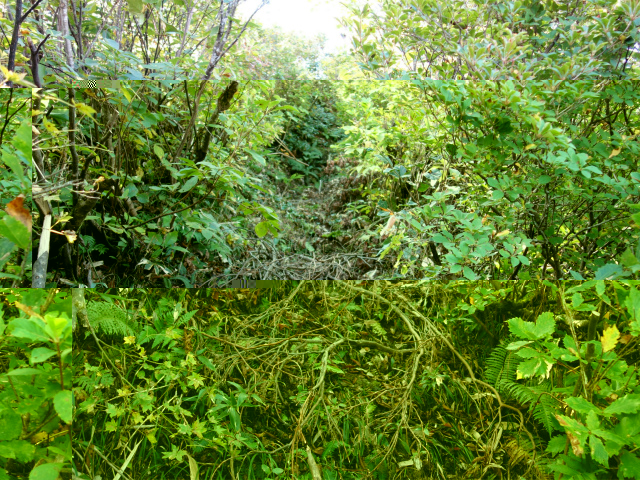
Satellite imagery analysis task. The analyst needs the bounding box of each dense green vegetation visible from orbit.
[73,282,640,480]
[0,289,72,480]
[0,89,31,287]
[32,78,640,286]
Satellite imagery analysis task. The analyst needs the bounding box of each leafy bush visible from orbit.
[489,282,640,479]
[0,92,32,286]
[0,289,72,480]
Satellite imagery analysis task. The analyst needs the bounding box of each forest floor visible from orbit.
[197,166,390,285]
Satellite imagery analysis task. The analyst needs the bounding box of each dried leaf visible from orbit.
[5,194,32,232]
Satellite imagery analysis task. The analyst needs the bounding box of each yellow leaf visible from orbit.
[524,144,536,150]
[63,230,78,244]
[74,101,97,116]
[601,325,620,352]
[42,117,60,135]
[609,148,621,158]
[31,431,48,445]
[121,85,132,103]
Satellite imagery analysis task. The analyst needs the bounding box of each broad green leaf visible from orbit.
[8,318,49,342]
[625,287,640,321]
[45,315,69,341]
[604,395,640,415]
[29,462,63,480]
[255,222,268,238]
[8,368,43,376]
[565,397,600,415]
[0,216,30,249]
[589,435,608,466]
[179,176,199,193]
[619,451,640,480]
[0,409,22,440]
[153,144,165,159]
[1,149,25,180]
[462,266,477,280]
[54,390,73,424]
[12,119,32,162]
[30,347,57,364]
[572,293,584,308]
[245,148,266,166]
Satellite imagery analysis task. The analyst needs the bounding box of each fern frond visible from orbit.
[485,341,561,436]
[322,439,348,460]
[87,301,137,338]
[504,434,552,480]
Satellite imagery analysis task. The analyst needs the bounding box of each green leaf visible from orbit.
[595,263,626,280]
[620,248,639,267]
[30,347,57,364]
[614,413,640,441]
[604,395,640,415]
[255,222,269,238]
[546,435,567,454]
[533,312,555,338]
[245,148,266,166]
[507,312,556,340]
[572,293,584,308]
[54,390,73,424]
[463,266,477,280]
[506,340,533,350]
[589,435,608,466]
[197,355,216,371]
[565,397,600,415]
[29,462,63,480]
[0,409,22,440]
[127,0,144,14]
[516,358,541,378]
[8,318,49,342]
[624,287,640,321]
[492,190,504,200]
[179,176,199,193]
[8,367,43,376]
[1,149,25,181]
[569,270,585,280]
[619,451,640,479]
[0,216,30,250]
[12,119,32,162]
[538,175,552,184]
[153,144,165,159]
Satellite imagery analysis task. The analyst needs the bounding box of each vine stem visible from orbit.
[336,281,537,475]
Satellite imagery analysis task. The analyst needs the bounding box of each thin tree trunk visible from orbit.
[57,0,75,69]
[176,0,195,59]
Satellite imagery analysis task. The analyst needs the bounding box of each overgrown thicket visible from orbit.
[0,288,72,480]
[332,79,640,280]
[31,78,640,286]
[0,89,32,287]
[73,281,640,480]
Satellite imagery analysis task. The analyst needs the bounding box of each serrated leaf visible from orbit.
[589,435,608,466]
[601,325,620,352]
[565,397,600,415]
[619,451,640,479]
[604,394,640,415]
